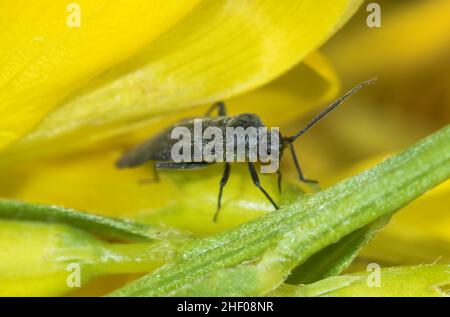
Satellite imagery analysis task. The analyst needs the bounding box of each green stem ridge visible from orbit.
[286,214,392,284]
[0,199,182,242]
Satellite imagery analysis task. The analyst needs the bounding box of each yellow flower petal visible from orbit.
[0,0,201,150]
[0,0,362,164]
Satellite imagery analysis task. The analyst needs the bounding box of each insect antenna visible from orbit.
[283,78,377,185]
[287,78,377,143]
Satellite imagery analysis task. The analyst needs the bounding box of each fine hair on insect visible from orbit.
[116,78,377,221]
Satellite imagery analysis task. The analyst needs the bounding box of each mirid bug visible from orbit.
[116,78,376,221]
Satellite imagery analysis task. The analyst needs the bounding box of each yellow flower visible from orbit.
[0,0,448,296]
[0,0,201,151]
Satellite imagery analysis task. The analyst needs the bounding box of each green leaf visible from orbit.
[286,214,391,284]
[0,199,192,295]
[110,125,450,296]
[0,219,183,296]
[269,264,450,297]
[0,199,185,242]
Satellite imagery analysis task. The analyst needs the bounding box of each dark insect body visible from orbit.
[116,113,274,166]
[117,79,376,221]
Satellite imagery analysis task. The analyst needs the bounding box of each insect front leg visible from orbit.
[248,162,279,210]
[205,101,226,117]
[213,162,231,222]
[276,169,282,193]
[288,142,318,184]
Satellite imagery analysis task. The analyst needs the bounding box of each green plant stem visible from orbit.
[0,199,184,242]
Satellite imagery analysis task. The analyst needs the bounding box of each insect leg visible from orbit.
[205,101,227,117]
[288,142,318,184]
[213,163,231,222]
[276,169,282,193]
[138,164,160,184]
[248,162,279,210]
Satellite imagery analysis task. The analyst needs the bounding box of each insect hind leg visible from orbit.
[213,163,231,222]
[205,101,226,117]
[138,164,160,184]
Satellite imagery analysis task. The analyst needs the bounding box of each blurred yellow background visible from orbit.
[301,0,450,178]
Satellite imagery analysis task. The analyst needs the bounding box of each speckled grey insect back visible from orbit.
[170,118,280,173]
